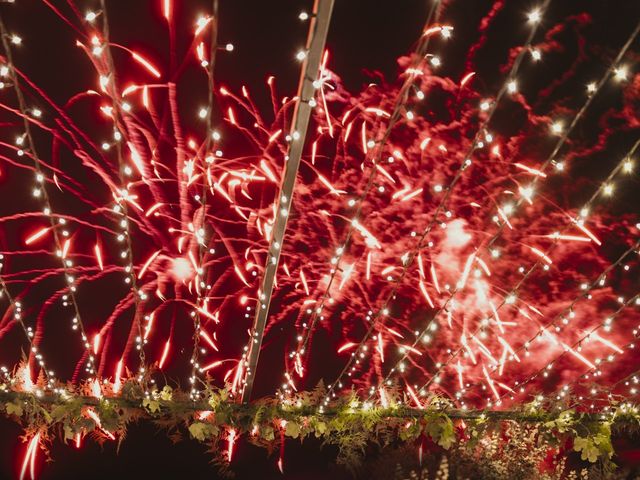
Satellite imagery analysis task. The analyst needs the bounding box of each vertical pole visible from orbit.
[241,0,335,402]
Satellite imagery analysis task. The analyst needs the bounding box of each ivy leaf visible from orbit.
[262,425,275,441]
[63,424,74,443]
[437,419,455,450]
[5,401,23,417]
[189,422,210,441]
[574,437,600,463]
[315,421,327,437]
[159,386,173,401]
[142,398,161,414]
[285,421,301,439]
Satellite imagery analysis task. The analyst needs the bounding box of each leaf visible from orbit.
[159,386,173,401]
[5,401,23,417]
[63,424,74,443]
[285,421,301,439]
[189,422,210,442]
[574,437,599,463]
[142,398,161,414]
[262,425,275,441]
[315,421,327,437]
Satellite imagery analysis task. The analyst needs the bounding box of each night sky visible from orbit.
[0,0,639,478]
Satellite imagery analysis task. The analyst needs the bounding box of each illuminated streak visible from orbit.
[317,173,344,195]
[162,0,171,20]
[498,336,520,362]
[456,361,464,390]
[419,137,431,151]
[311,140,318,165]
[592,332,623,353]
[472,336,498,364]
[60,238,70,259]
[259,159,278,183]
[268,129,282,143]
[85,408,115,440]
[200,330,219,351]
[188,250,199,272]
[377,334,384,363]
[231,361,243,395]
[446,308,453,328]
[145,203,163,217]
[366,252,372,280]
[158,339,171,369]
[458,252,475,290]
[197,307,220,322]
[141,84,157,112]
[381,266,395,276]
[227,429,237,462]
[461,334,477,364]
[122,84,138,96]
[299,269,310,295]
[406,384,423,409]
[201,360,223,372]
[460,71,476,87]
[351,219,381,249]
[401,344,422,356]
[545,233,591,242]
[344,121,353,141]
[430,264,441,294]
[489,301,505,334]
[514,162,547,177]
[529,246,552,264]
[361,121,368,153]
[74,433,82,449]
[401,188,423,201]
[131,52,161,78]
[234,265,250,286]
[277,458,284,474]
[364,107,391,118]
[282,263,291,277]
[143,312,155,340]
[496,381,515,393]
[337,342,356,353]
[497,207,513,229]
[475,257,491,276]
[562,342,595,369]
[482,365,500,401]
[417,253,425,278]
[25,227,50,245]
[375,164,396,183]
[19,433,40,480]
[574,222,602,246]
[127,142,145,176]
[419,280,434,308]
[338,263,354,290]
[138,249,161,278]
[93,333,101,355]
[91,379,102,398]
[385,327,404,339]
[195,17,212,36]
[379,386,389,408]
[392,185,410,200]
[284,372,297,391]
[93,243,104,270]
[227,107,237,125]
[113,359,123,393]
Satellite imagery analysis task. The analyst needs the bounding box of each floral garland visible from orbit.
[1,372,640,477]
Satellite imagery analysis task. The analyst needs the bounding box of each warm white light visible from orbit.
[225,43,234,52]
[85,11,97,22]
[531,49,541,61]
[507,80,517,93]
[198,107,208,119]
[614,66,628,81]
[171,257,194,281]
[298,11,309,21]
[528,9,541,23]
[551,121,563,134]
[296,50,307,61]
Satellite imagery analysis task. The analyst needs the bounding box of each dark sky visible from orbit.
[0,0,639,478]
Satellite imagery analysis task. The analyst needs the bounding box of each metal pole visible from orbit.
[241,0,335,402]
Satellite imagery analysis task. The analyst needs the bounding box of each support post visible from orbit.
[241,0,335,402]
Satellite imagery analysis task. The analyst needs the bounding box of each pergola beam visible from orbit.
[241,0,335,402]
